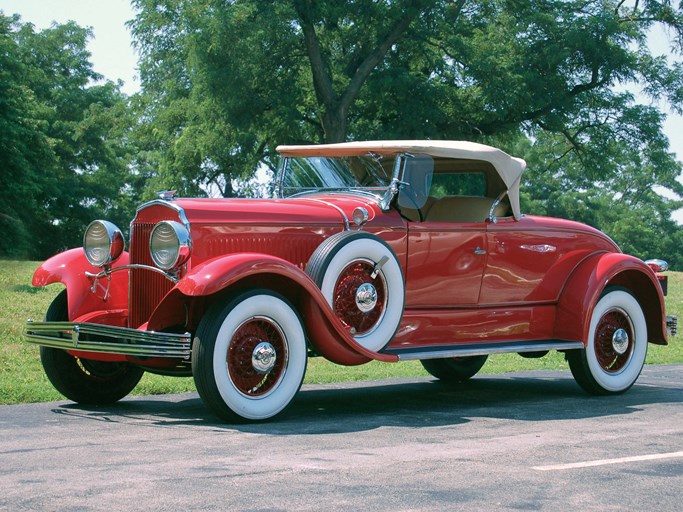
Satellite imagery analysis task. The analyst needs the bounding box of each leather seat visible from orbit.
[425,196,508,223]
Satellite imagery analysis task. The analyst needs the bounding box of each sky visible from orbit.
[2,0,682,199]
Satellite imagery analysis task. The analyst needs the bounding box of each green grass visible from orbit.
[1,260,682,405]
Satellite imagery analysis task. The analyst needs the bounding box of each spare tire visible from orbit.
[306,231,404,352]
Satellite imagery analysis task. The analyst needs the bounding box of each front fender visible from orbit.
[149,253,398,365]
[32,248,130,320]
[555,252,667,346]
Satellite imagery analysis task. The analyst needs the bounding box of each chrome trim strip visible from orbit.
[25,321,192,359]
[301,198,351,230]
[385,340,585,361]
[132,199,191,228]
[86,264,179,284]
[488,190,509,224]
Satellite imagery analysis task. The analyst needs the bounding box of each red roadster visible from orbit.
[25,141,676,422]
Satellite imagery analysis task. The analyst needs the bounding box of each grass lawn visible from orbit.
[1,260,681,405]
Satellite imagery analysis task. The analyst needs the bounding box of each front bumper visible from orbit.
[24,321,192,360]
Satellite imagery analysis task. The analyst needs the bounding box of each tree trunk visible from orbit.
[295,0,421,143]
[322,106,348,143]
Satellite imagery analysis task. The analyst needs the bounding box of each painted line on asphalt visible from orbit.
[532,451,683,471]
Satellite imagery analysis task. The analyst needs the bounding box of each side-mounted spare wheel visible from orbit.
[39,290,144,404]
[306,231,405,352]
[192,290,307,422]
[567,287,648,395]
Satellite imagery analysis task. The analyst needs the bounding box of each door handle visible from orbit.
[474,246,487,255]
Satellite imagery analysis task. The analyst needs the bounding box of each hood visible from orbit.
[164,195,380,228]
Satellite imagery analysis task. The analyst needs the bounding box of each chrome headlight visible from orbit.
[352,207,369,227]
[645,259,669,272]
[83,220,125,267]
[150,221,191,270]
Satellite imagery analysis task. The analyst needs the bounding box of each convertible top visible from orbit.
[277,140,526,219]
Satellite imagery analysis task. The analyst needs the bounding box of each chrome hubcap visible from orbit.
[251,342,277,374]
[355,282,378,312]
[612,328,630,355]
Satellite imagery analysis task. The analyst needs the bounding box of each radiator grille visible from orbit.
[203,233,322,269]
[129,221,174,328]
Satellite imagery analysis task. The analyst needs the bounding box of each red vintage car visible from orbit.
[25,140,676,422]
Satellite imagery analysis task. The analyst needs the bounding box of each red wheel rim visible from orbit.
[333,260,386,335]
[227,318,287,396]
[594,308,634,373]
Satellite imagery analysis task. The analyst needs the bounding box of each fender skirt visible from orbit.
[150,253,399,366]
[31,248,130,321]
[555,252,668,346]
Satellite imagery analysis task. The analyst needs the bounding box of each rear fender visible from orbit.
[555,252,667,346]
[32,248,130,321]
[148,253,398,365]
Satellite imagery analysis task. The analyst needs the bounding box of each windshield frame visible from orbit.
[277,153,404,209]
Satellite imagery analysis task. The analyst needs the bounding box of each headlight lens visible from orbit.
[83,220,125,267]
[149,221,191,270]
[645,259,669,272]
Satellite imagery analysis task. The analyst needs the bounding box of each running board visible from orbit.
[382,340,585,361]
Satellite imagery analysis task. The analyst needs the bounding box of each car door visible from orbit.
[404,219,487,307]
[398,160,498,308]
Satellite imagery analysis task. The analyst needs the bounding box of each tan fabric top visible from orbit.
[277,140,526,219]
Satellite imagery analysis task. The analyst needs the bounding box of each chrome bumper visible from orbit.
[24,320,192,359]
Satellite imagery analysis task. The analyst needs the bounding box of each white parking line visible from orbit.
[532,451,683,471]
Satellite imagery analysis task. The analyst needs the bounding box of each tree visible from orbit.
[129,0,682,186]
[130,1,683,266]
[0,14,137,259]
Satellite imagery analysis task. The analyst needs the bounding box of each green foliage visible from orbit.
[430,172,488,198]
[127,1,683,267]
[3,2,683,265]
[0,14,139,259]
[520,121,683,267]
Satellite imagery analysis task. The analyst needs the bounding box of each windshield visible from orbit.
[278,155,396,200]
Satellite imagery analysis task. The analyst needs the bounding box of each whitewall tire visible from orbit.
[567,288,648,395]
[192,291,307,422]
[306,231,404,352]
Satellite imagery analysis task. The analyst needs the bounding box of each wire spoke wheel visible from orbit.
[306,231,404,352]
[192,290,307,422]
[227,317,287,397]
[567,288,647,395]
[39,290,144,405]
[593,308,634,373]
[333,260,387,335]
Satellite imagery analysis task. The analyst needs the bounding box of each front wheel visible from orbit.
[40,290,144,404]
[567,288,648,395]
[192,290,307,422]
[420,355,488,383]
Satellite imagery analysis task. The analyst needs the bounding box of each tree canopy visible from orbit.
[0,13,137,258]
[128,1,682,186]
[2,1,683,266]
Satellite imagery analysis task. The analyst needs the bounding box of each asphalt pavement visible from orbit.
[1,364,682,511]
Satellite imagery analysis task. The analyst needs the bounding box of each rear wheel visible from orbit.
[567,288,648,395]
[192,290,307,422]
[40,290,144,404]
[421,355,488,383]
